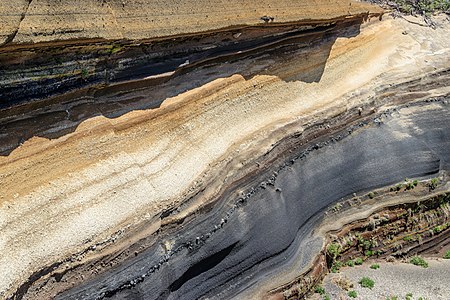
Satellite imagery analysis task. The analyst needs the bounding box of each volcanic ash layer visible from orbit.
[0,10,450,300]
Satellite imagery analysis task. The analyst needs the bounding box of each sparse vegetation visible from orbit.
[444,250,450,259]
[410,256,428,268]
[323,294,331,300]
[335,276,354,290]
[403,235,413,242]
[406,293,414,300]
[81,68,89,79]
[315,285,326,295]
[429,178,439,190]
[359,277,375,289]
[433,223,448,234]
[346,259,355,267]
[368,192,375,199]
[348,290,357,298]
[332,202,343,212]
[406,181,415,190]
[370,263,380,269]
[327,243,341,260]
[355,257,364,265]
[331,261,343,273]
[108,44,122,54]
[392,0,450,15]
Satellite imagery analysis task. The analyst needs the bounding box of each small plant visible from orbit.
[108,44,122,54]
[413,180,418,186]
[386,297,398,300]
[332,202,343,212]
[443,250,450,259]
[359,277,375,289]
[433,225,445,233]
[324,294,331,300]
[370,263,380,269]
[315,285,325,295]
[429,178,439,190]
[346,259,355,267]
[403,235,413,242]
[406,293,413,300]
[334,276,354,290]
[368,192,375,199]
[410,256,428,268]
[81,68,89,79]
[348,290,357,298]
[331,261,343,273]
[355,257,363,265]
[327,243,341,260]
[406,181,415,190]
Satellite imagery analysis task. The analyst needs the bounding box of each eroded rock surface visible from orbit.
[0,2,449,300]
[0,0,375,45]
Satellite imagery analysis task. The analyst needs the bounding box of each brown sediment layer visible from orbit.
[0,0,379,45]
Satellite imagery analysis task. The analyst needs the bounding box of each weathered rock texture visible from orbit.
[0,2,449,300]
[0,0,375,45]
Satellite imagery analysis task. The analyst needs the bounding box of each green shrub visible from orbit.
[403,235,413,241]
[327,243,341,260]
[315,285,325,295]
[331,261,343,273]
[346,260,355,267]
[429,178,439,190]
[406,182,415,190]
[324,294,331,300]
[348,290,357,298]
[368,192,375,199]
[370,263,380,270]
[355,257,364,265]
[81,68,88,79]
[359,277,375,289]
[406,293,413,300]
[410,256,428,268]
[443,250,450,259]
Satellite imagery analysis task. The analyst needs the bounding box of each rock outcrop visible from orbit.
[0,1,449,300]
[1,0,375,45]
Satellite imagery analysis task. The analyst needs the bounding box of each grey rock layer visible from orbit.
[56,100,450,299]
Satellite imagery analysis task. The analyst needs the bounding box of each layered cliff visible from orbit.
[0,1,449,300]
[1,0,375,45]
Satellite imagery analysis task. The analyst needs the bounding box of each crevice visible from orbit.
[1,0,34,46]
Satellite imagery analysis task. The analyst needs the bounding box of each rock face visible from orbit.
[0,2,449,300]
[0,0,374,45]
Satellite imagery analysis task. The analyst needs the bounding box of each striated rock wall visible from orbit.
[0,7,449,300]
[0,0,376,45]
